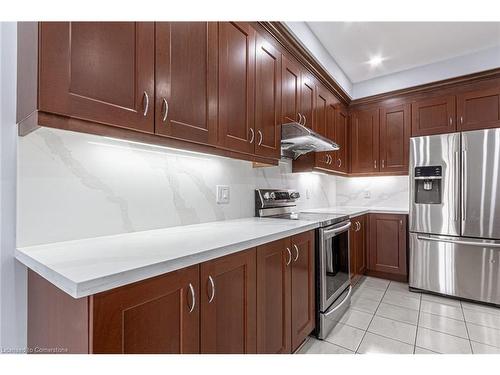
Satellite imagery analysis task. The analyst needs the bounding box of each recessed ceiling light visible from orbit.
[368,55,384,67]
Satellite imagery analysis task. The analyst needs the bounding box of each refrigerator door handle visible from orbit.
[417,235,500,248]
[461,149,467,222]
[454,151,460,222]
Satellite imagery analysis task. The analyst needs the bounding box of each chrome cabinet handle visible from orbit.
[356,221,361,231]
[162,98,169,122]
[298,113,303,124]
[285,247,292,266]
[374,160,377,169]
[249,128,255,144]
[188,283,195,313]
[293,244,299,262]
[257,130,263,146]
[326,155,331,164]
[303,115,307,127]
[460,116,464,125]
[382,159,385,169]
[449,117,453,125]
[208,275,215,303]
[142,91,149,117]
[338,159,341,168]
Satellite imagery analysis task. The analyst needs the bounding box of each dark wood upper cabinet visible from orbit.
[290,230,315,352]
[380,103,410,173]
[457,85,500,131]
[368,214,407,278]
[314,83,329,137]
[281,54,302,124]
[350,108,380,173]
[333,104,349,173]
[38,22,155,133]
[92,265,200,354]
[200,248,257,354]
[155,22,218,145]
[300,72,315,129]
[254,35,282,159]
[217,22,256,154]
[256,238,291,354]
[411,95,456,136]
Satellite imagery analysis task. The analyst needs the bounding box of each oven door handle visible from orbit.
[322,221,352,238]
[323,286,352,317]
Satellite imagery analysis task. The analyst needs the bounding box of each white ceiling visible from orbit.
[306,22,500,83]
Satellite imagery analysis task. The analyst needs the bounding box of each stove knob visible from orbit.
[290,192,300,199]
[263,192,275,200]
[269,192,276,200]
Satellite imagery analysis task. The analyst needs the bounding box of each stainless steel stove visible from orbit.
[255,189,352,340]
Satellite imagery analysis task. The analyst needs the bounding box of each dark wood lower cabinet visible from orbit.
[27,230,317,354]
[367,213,408,281]
[256,238,291,354]
[200,249,257,354]
[290,230,315,352]
[92,265,200,354]
[349,215,367,287]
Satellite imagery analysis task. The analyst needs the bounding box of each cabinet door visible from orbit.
[218,22,256,154]
[281,55,301,124]
[155,22,218,145]
[380,103,410,173]
[351,109,380,173]
[290,230,315,352]
[333,105,349,173]
[256,238,291,354]
[314,84,331,169]
[92,266,199,354]
[201,249,257,354]
[349,218,358,283]
[368,214,407,276]
[254,35,282,159]
[39,22,155,133]
[411,95,456,136]
[300,72,315,129]
[457,85,500,131]
[356,215,367,276]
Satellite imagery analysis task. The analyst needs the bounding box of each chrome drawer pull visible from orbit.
[188,283,195,313]
[208,275,215,303]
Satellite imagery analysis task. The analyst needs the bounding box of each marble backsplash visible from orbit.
[17,127,338,247]
[335,175,409,209]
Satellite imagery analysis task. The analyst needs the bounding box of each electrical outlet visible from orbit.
[216,185,230,204]
[363,190,371,199]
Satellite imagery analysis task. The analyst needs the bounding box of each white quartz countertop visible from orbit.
[16,206,408,299]
[303,206,409,217]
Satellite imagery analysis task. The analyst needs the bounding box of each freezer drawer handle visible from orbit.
[417,235,500,248]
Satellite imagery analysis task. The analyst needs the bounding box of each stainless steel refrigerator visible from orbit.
[409,128,500,305]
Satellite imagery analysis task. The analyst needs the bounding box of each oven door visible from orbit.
[319,220,351,311]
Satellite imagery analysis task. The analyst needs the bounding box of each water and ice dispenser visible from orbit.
[414,166,442,204]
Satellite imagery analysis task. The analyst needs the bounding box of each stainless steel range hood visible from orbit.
[281,122,339,159]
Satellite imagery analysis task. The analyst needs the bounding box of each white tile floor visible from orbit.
[298,276,500,354]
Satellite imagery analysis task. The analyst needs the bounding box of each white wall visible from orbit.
[284,22,353,97]
[335,175,409,209]
[17,128,338,247]
[352,46,500,98]
[1,22,26,353]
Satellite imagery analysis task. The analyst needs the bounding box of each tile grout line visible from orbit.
[413,290,423,354]
[460,300,474,353]
[354,279,391,354]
